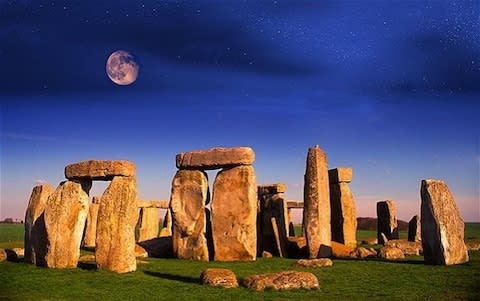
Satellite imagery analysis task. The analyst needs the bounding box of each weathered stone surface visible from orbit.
[331,241,356,259]
[212,165,257,261]
[201,268,239,288]
[83,203,99,248]
[258,183,287,194]
[24,184,52,265]
[378,246,405,260]
[303,145,331,258]
[5,248,25,262]
[243,271,319,291]
[137,200,169,208]
[96,176,137,273]
[466,241,480,251]
[296,258,333,268]
[355,247,377,258]
[421,179,469,265]
[361,238,378,245]
[44,181,89,268]
[176,147,255,170]
[328,167,353,183]
[330,181,357,247]
[385,240,422,256]
[408,215,421,242]
[78,254,95,263]
[159,209,172,237]
[262,251,273,258]
[134,245,148,258]
[137,208,160,242]
[0,248,6,262]
[170,170,209,261]
[65,160,135,180]
[377,200,398,244]
[258,189,288,257]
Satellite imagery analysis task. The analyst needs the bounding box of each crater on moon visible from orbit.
[106,50,139,85]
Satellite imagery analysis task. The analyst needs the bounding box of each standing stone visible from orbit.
[44,181,89,268]
[303,145,331,258]
[212,165,257,261]
[408,215,421,242]
[377,200,398,245]
[96,176,137,273]
[329,168,357,247]
[24,184,53,265]
[170,170,209,261]
[137,208,160,242]
[421,179,469,265]
[83,198,100,248]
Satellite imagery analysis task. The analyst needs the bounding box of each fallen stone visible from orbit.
[212,165,257,261]
[137,237,173,258]
[361,238,378,245]
[385,240,422,256]
[44,181,89,268]
[262,251,273,258]
[96,176,137,273]
[134,245,148,258]
[331,241,356,259]
[286,236,308,259]
[6,248,24,262]
[243,271,319,291]
[170,170,209,261]
[0,249,6,262]
[408,215,421,242]
[176,147,255,170]
[466,241,480,251]
[201,268,239,288]
[330,180,357,247]
[355,247,377,259]
[296,258,333,268]
[303,145,332,258]
[65,160,135,180]
[83,203,99,248]
[78,254,95,262]
[377,200,398,244]
[137,207,160,242]
[421,179,469,265]
[24,184,53,265]
[378,246,405,260]
[328,167,353,183]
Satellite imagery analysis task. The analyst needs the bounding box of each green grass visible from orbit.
[0,224,24,249]
[1,223,479,300]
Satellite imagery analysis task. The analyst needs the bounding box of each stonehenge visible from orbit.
[329,167,357,247]
[377,200,398,244]
[22,146,472,274]
[420,179,469,265]
[303,145,332,258]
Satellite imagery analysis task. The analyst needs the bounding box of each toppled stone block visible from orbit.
[176,147,255,170]
[385,239,422,256]
[296,258,333,268]
[243,271,319,291]
[65,160,135,180]
[378,246,405,260]
[201,268,239,288]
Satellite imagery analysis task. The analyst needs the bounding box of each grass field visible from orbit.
[1,223,479,300]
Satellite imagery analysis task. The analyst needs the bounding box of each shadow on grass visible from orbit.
[144,271,200,285]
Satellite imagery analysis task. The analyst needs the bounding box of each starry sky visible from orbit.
[1,1,479,222]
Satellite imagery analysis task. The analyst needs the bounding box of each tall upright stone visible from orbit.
[329,168,357,247]
[83,196,100,248]
[44,181,89,268]
[24,184,53,265]
[377,200,398,244]
[170,170,209,261]
[258,184,288,257]
[137,208,160,242]
[408,215,421,242]
[212,165,257,261]
[303,145,331,258]
[96,176,137,273]
[421,179,468,265]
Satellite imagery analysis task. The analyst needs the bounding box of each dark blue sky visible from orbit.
[1,1,479,221]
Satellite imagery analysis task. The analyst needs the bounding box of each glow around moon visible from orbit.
[106,50,139,85]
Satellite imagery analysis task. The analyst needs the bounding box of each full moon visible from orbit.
[106,50,139,85]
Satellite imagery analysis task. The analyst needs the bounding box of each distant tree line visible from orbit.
[0,218,23,224]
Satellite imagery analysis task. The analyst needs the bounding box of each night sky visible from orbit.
[1,1,479,222]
